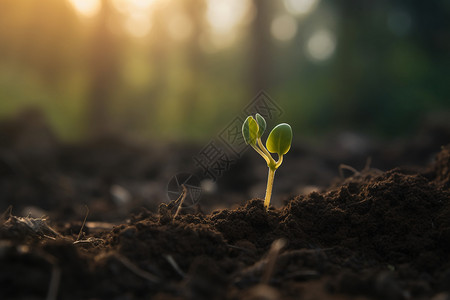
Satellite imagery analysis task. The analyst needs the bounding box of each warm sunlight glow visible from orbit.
[128,0,156,10]
[113,0,156,12]
[306,29,336,61]
[200,33,237,53]
[125,14,152,38]
[168,13,193,42]
[284,0,319,15]
[271,15,298,41]
[206,0,253,47]
[68,0,101,18]
[113,0,158,37]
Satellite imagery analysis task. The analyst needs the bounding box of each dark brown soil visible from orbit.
[1,116,450,299]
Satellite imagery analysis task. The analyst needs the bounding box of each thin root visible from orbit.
[339,164,360,178]
[46,265,61,300]
[226,244,253,254]
[164,254,186,278]
[113,254,160,284]
[41,253,60,300]
[261,238,287,284]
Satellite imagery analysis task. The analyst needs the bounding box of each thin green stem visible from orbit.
[257,138,276,168]
[275,155,283,169]
[257,138,272,161]
[251,144,270,165]
[264,167,276,210]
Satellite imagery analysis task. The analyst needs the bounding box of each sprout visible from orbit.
[242,114,292,210]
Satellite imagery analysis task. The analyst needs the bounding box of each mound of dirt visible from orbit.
[1,145,449,299]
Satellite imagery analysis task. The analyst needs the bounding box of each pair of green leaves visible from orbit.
[242,113,292,209]
[242,113,292,156]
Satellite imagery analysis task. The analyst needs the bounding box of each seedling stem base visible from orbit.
[264,167,276,210]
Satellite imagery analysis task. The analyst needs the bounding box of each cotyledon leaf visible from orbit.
[242,116,259,146]
[266,123,292,155]
[255,113,266,138]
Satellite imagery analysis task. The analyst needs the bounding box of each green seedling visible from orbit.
[242,114,292,210]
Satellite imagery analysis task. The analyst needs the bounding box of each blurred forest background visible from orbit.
[0,0,449,142]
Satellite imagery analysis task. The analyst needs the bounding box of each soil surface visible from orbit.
[1,114,450,299]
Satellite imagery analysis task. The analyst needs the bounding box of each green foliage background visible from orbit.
[0,0,448,142]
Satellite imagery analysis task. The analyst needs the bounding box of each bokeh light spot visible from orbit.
[306,29,336,61]
[68,0,101,18]
[112,0,158,37]
[271,15,298,42]
[284,0,319,15]
[206,0,252,38]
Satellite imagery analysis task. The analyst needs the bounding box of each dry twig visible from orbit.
[173,184,187,219]
[76,205,89,242]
